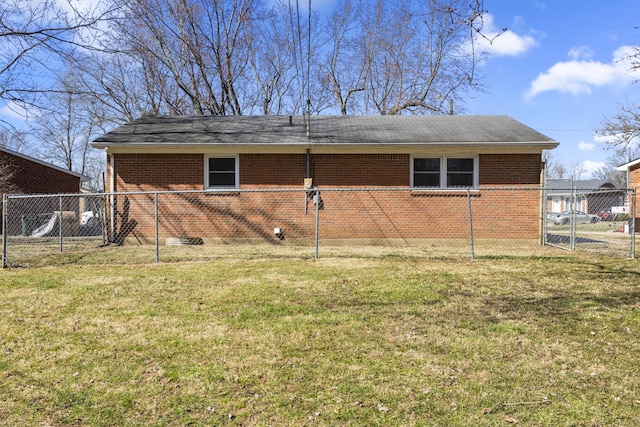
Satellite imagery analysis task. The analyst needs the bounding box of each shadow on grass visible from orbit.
[493,260,640,321]
[545,233,605,244]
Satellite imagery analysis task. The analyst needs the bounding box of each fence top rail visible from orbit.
[4,186,634,200]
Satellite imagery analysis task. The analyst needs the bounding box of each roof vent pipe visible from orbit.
[289,115,293,126]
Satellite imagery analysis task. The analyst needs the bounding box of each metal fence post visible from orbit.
[570,187,576,251]
[631,188,636,259]
[59,196,63,253]
[315,190,320,260]
[467,188,475,261]
[155,192,159,263]
[2,194,7,268]
[541,186,547,246]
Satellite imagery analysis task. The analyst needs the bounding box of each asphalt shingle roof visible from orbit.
[546,179,615,190]
[92,115,558,148]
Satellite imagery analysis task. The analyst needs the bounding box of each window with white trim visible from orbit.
[411,156,478,188]
[205,155,239,189]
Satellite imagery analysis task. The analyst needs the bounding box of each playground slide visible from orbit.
[31,214,57,238]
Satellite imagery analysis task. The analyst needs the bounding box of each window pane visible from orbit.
[414,158,440,172]
[446,158,474,187]
[208,157,236,188]
[209,172,236,186]
[209,157,236,172]
[414,173,440,187]
[447,173,473,187]
[413,158,440,187]
[447,158,473,172]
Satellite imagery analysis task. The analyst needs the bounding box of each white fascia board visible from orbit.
[616,158,640,171]
[100,141,557,155]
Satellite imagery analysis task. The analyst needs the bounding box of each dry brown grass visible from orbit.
[1,250,639,426]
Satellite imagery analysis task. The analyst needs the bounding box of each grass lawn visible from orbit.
[1,250,639,426]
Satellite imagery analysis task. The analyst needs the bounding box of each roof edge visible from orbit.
[617,158,640,171]
[0,146,91,181]
[93,141,559,150]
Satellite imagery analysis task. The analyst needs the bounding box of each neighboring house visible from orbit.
[616,159,640,232]
[545,179,624,214]
[0,146,89,235]
[92,115,559,243]
[0,146,86,194]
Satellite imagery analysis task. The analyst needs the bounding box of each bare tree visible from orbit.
[0,0,115,120]
[0,128,28,152]
[596,35,640,153]
[107,0,261,116]
[29,74,101,177]
[319,0,367,115]
[591,145,640,188]
[597,101,640,153]
[544,150,567,180]
[70,49,167,124]
[591,164,625,188]
[570,162,585,180]
[359,0,491,115]
[244,1,302,115]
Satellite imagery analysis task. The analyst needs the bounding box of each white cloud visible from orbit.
[568,46,594,61]
[593,133,615,144]
[526,45,640,98]
[474,14,538,57]
[0,102,27,120]
[581,160,606,177]
[594,132,640,150]
[578,141,595,151]
[54,0,104,15]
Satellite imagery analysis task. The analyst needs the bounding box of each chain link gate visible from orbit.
[542,186,635,257]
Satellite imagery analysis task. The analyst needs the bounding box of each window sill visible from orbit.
[410,188,480,197]
[204,189,240,196]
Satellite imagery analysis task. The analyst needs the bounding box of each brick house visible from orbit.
[0,146,85,194]
[545,179,624,215]
[92,115,558,244]
[1,146,88,235]
[616,159,640,232]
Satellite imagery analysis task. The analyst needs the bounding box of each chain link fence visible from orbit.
[542,185,635,254]
[2,187,636,267]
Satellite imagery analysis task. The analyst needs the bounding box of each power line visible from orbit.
[538,128,595,133]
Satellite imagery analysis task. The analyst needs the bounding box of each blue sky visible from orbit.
[3,0,640,178]
[465,0,640,177]
[307,0,640,177]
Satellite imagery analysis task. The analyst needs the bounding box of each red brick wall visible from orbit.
[629,164,640,193]
[109,152,544,242]
[628,164,640,232]
[1,151,80,194]
[113,153,203,192]
[479,154,541,185]
[241,153,408,187]
[1,151,82,235]
[111,153,543,191]
[310,154,408,187]
[110,188,541,244]
[241,154,307,186]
